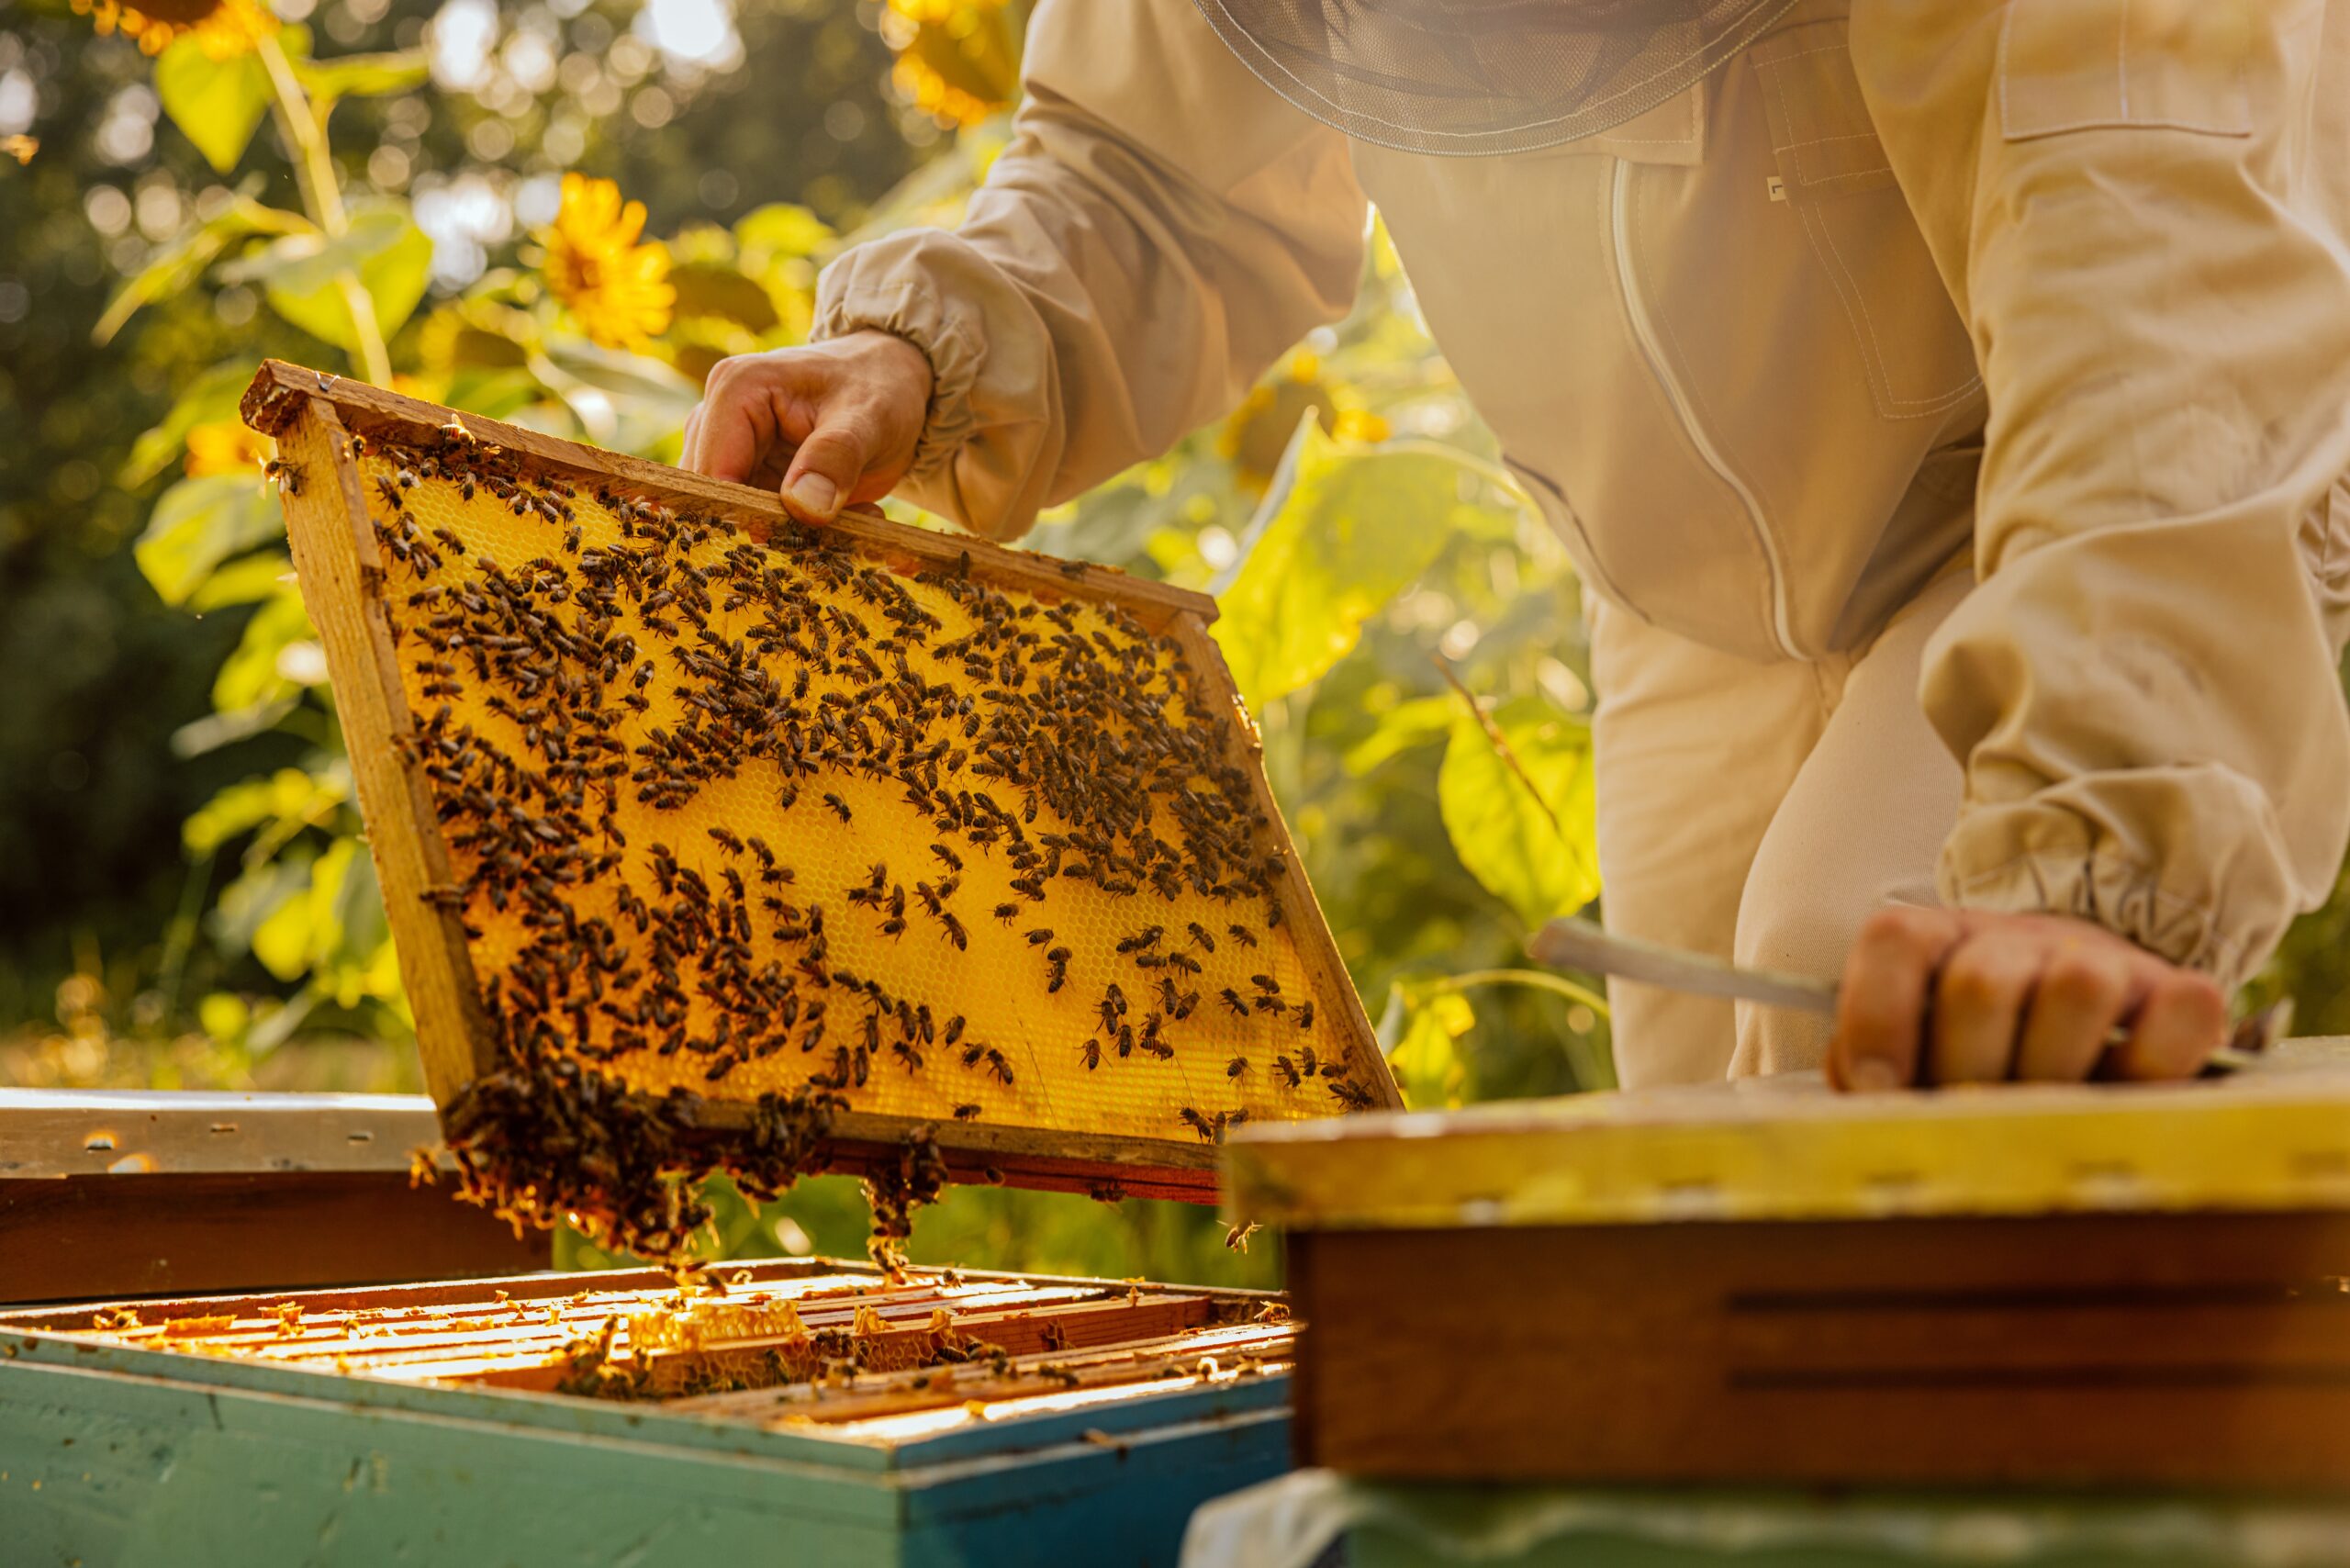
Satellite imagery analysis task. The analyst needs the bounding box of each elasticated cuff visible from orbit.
[1940,846,2265,992]
[811,263,983,484]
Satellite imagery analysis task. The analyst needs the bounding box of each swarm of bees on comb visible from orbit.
[298,410,1381,1272]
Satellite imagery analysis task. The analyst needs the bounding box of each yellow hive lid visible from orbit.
[1224,1047,2350,1229]
[240,363,1399,1226]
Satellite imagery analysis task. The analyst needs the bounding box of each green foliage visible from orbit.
[1438,694,1599,931]
[1212,417,1505,707]
[217,200,432,351]
[133,476,285,607]
[153,28,292,174]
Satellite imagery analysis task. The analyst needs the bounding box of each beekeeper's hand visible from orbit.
[1830,908,2228,1090]
[681,333,934,523]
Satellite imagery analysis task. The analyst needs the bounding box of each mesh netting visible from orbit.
[1191,0,1798,154]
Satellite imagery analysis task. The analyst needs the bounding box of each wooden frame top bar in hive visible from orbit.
[241,361,1398,1210]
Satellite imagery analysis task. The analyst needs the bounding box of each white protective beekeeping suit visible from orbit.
[811,0,2350,1086]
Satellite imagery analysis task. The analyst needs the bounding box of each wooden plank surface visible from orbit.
[1227,1052,2350,1228]
[0,1090,444,1180]
[1290,1214,2350,1490]
[0,1172,547,1305]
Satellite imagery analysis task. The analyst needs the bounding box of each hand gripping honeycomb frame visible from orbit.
[240,362,1400,1228]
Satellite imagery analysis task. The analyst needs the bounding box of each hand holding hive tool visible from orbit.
[1528,915,2291,1082]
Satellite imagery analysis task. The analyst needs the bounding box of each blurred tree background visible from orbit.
[6,0,2339,1287]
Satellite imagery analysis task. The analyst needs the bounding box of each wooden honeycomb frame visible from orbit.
[241,362,1398,1205]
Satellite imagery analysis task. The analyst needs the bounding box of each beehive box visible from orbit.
[232,361,1397,1257]
[1225,1057,2350,1492]
[0,1259,1295,1567]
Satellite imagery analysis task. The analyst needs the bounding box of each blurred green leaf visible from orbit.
[540,339,701,450]
[184,766,348,857]
[186,551,293,613]
[211,587,320,713]
[1212,417,1499,707]
[220,202,433,351]
[153,28,307,174]
[253,835,355,981]
[1341,694,1456,777]
[133,476,285,607]
[1382,985,1474,1110]
[669,262,781,333]
[120,361,259,487]
[292,50,429,102]
[211,853,311,959]
[93,197,308,347]
[733,203,835,261]
[1438,693,1600,930]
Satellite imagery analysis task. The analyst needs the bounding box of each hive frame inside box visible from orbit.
[0,1260,1294,1568]
[240,361,1398,1205]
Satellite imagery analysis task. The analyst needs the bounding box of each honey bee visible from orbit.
[1227,924,1259,948]
[823,793,853,823]
[939,912,968,950]
[1078,1038,1102,1070]
[932,845,963,872]
[1294,1001,1315,1030]
[1026,928,1055,946]
[1116,926,1163,954]
[1179,1107,1218,1142]
[1219,988,1250,1018]
[1226,1057,1250,1080]
[954,1103,982,1121]
[1273,1054,1302,1088]
[984,1047,1015,1084]
[1186,922,1216,953]
[992,902,1019,925]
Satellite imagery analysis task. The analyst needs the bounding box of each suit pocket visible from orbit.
[2000,0,2254,140]
[1750,20,1983,422]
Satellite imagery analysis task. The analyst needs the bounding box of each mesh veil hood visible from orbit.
[1190,0,1800,155]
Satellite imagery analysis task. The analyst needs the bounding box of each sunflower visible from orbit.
[886,0,1024,129]
[1219,356,1337,490]
[184,420,272,477]
[72,0,274,58]
[540,174,675,351]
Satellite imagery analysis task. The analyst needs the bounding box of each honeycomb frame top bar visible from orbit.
[241,360,1220,630]
[241,362,1397,1215]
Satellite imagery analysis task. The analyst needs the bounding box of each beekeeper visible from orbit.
[683,0,2350,1092]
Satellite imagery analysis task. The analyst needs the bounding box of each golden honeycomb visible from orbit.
[347,431,1375,1154]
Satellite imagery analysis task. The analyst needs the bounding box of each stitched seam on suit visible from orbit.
[1632,172,1778,635]
[1801,201,1986,418]
[1759,56,1982,417]
[1601,78,1702,146]
[1998,0,2254,139]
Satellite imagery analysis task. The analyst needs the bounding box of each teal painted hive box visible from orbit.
[0,1257,1294,1567]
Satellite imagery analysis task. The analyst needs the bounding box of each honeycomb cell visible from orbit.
[355,440,1374,1153]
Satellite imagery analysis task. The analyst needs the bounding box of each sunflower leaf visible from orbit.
[219,201,433,351]
[154,26,309,174]
[1438,693,1601,931]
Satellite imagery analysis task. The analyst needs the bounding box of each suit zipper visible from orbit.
[1609,159,1800,659]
